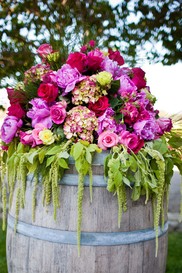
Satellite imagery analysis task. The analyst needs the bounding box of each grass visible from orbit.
[0,222,181,273]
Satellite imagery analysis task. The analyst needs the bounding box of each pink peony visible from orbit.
[37,83,59,103]
[1,116,23,144]
[133,118,157,140]
[56,64,84,95]
[66,52,87,73]
[50,101,67,124]
[7,103,25,119]
[98,131,119,150]
[19,130,34,146]
[36,44,53,59]
[117,74,137,98]
[119,130,144,154]
[27,98,52,128]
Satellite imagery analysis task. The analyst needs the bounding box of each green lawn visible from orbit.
[0,222,181,273]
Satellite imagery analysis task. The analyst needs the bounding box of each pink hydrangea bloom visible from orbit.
[63,106,98,142]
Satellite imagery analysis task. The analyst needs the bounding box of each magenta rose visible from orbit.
[7,103,25,119]
[66,52,87,73]
[50,101,67,124]
[131,68,146,90]
[88,96,110,117]
[87,49,104,71]
[36,44,53,59]
[98,131,119,150]
[117,74,137,98]
[56,64,84,95]
[37,83,58,103]
[19,130,34,146]
[119,130,144,154]
[108,49,125,66]
[1,116,23,144]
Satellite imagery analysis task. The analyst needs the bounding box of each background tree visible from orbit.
[0,0,181,86]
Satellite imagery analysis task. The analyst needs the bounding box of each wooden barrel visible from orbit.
[6,152,168,273]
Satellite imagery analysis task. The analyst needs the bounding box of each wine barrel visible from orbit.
[6,152,168,273]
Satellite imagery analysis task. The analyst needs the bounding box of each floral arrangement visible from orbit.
[0,40,181,255]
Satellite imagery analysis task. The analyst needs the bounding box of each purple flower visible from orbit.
[97,108,117,135]
[56,64,84,95]
[117,74,137,98]
[156,118,172,136]
[27,98,52,128]
[1,116,23,144]
[133,119,157,140]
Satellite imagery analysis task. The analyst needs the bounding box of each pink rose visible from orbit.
[8,103,25,119]
[50,101,67,124]
[98,131,119,150]
[87,49,104,71]
[88,96,110,117]
[108,49,125,65]
[32,123,46,146]
[37,44,53,59]
[131,68,146,90]
[66,52,87,73]
[119,130,144,154]
[37,83,59,102]
[1,116,23,144]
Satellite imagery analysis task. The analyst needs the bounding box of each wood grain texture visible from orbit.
[6,154,168,273]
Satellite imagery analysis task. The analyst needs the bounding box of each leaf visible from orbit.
[123,176,132,188]
[46,146,61,155]
[86,149,92,164]
[153,139,168,154]
[46,156,55,167]
[168,135,182,149]
[58,158,69,169]
[26,150,38,164]
[57,151,70,159]
[72,142,84,160]
[129,156,138,172]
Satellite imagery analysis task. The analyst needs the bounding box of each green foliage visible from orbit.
[0,0,181,86]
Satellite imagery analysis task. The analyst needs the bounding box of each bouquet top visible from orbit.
[0,40,172,152]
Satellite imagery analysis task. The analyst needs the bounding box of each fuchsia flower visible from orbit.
[19,130,34,146]
[42,71,57,84]
[156,118,172,136]
[1,116,23,144]
[37,83,59,103]
[98,131,119,150]
[66,52,87,73]
[7,103,25,119]
[108,49,125,66]
[119,130,144,154]
[133,119,158,140]
[87,49,104,71]
[37,44,53,59]
[7,87,27,104]
[131,68,146,90]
